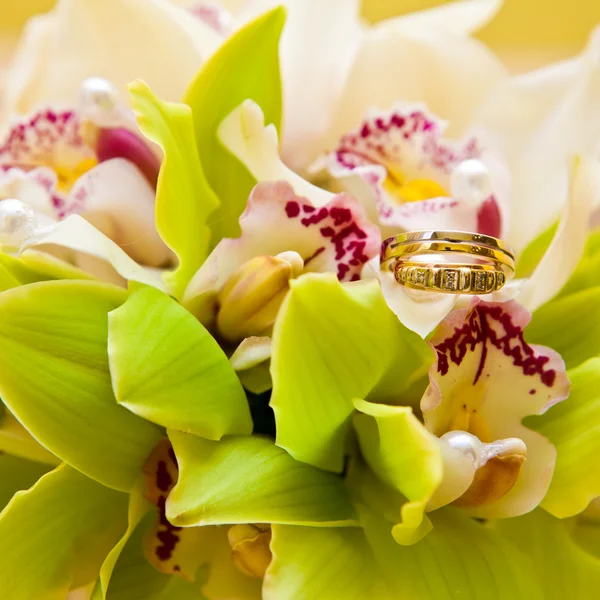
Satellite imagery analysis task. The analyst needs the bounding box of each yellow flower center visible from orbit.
[383,164,447,204]
[53,157,98,193]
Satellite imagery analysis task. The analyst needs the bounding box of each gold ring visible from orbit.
[381,231,514,294]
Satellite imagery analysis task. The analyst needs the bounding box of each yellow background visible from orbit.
[1,0,599,70]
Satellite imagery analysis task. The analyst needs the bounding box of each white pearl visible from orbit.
[450,159,492,207]
[441,430,483,467]
[0,199,37,246]
[80,77,118,112]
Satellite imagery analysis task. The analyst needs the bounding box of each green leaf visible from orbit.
[0,406,60,465]
[491,509,600,598]
[0,453,50,511]
[353,399,442,545]
[527,286,600,370]
[167,431,357,528]
[264,526,386,600]
[0,250,94,291]
[271,274,431,472]
[525,358,600,517]
[108,286,252,439]
[129,81,219,298]
[184,7,285,242]
[0,465,128,600]
[0,280,162,491]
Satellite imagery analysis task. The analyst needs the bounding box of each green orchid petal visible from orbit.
[572,512,600,560]
[0,465,128,599]
[363,508,542,599]
[98,511,259,600]
[525,358,600,517]
[93,510,210,600]
[264,526,385,600]
[527,286,600,370]
[558,253,600,297]
[271,273,432,472]
[108,286,252,438]
[515,221,558,278]
[0,406,59,465]
[353,399,442,545]
[184,7,284,242]
[0,453,50,511]
[93,478,152,600]
[167,431,357,528]
[0,280,162,491]
[129,81,219,299]
[0,250,94,291]
[266,508,541,599]
[491,509,600,597]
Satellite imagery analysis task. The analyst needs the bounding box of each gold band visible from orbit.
[386,240,515,273]
[381,230,514,294]
[381,230,514,264]
[394,261,506,294]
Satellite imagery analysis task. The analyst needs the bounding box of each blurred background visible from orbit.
[1,0,599,73]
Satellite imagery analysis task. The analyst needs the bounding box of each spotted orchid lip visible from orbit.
[95,127,161,188]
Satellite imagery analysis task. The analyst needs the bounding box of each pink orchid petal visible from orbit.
[184,180,380,314]
[319,104,508,237]
[422,299,570,518]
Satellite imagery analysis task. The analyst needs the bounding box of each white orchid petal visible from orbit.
[277,0,364,172]
[2,0,221,117]
[73,158,170,267]
[326,24,508,153]
[519,155,600,311]
[218,100,334,207]
[473,26,600,250]
[22,214,164,289]
[369,258,458,338]
[230,336,272,371]
[422,300,569,517]
[383,0,503,36]
[184,180,381,319]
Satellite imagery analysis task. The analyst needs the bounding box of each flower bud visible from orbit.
[217,253,303,343]
[228,524,272,579]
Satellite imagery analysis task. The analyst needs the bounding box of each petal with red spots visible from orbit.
[142,438,207,581]
[421,300,570,518]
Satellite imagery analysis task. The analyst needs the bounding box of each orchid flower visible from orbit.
[0,79,172,270]
[1,0,221,119]
[228,0,508,174]
[1,6,600,600]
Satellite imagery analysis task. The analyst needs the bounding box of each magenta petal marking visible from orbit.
[435,303,557,387]
[0,109,85,166]
[254,181,380,282]
[96,127,161,188]
[476,195,502,238]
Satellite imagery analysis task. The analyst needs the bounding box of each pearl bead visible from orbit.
[80,77,118,112]
[450,159,492,206]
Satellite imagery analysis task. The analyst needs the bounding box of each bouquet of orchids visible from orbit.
[1,0,600,598]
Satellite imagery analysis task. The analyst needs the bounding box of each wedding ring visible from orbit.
[381,231,515,294]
